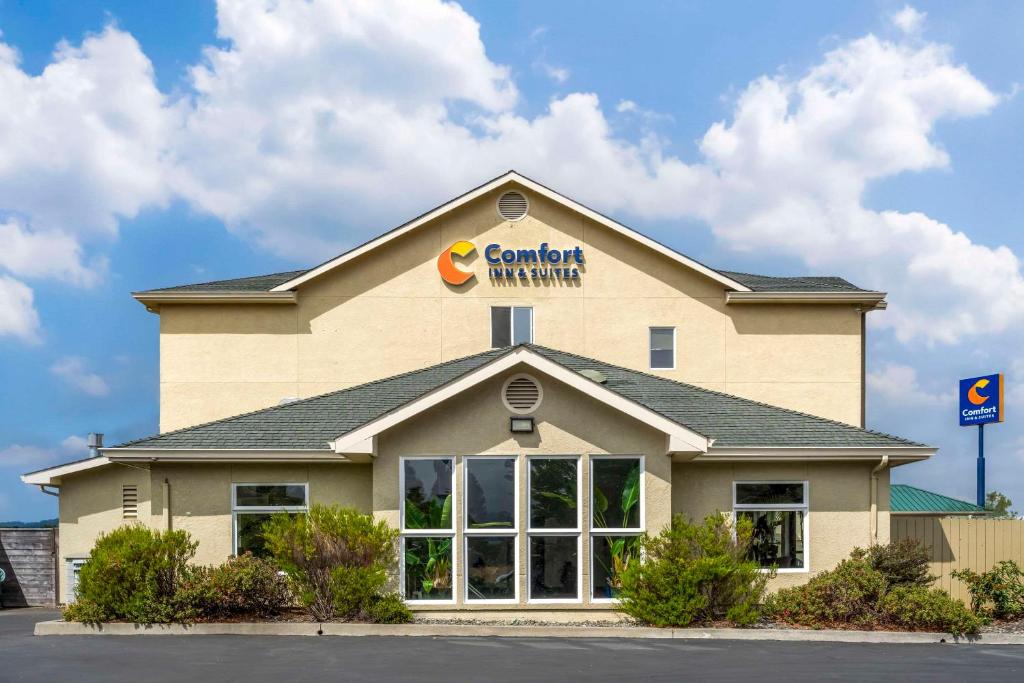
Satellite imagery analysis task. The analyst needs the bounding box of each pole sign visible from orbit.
[959,373,1004,426]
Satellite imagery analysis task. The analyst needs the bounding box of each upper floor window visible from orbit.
[649,327,675,369]
[492,306,533,347]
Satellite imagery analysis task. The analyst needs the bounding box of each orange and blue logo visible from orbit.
[959,373,1004,426]
[437,240,476,286]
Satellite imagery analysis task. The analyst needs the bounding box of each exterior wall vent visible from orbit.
[502,373,542,414]
[497,190,529,222]
[122,484,139,519]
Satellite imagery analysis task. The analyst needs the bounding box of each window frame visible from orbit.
[230,482,309,556]
[732,480,809,574]
[491,305,534,348]
[526,455,582,604]
[463,456,519,604]
[589,455,645,603]
[399,456,457,605]
[649,326,676,370]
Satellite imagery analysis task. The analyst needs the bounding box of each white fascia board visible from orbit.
[104,448,344,463]
[725,291,887,306]
[698,446,935,462]
[132,292,297,308]
[21,457,111,486]
[330,348,709,455]
[272,172,751,294]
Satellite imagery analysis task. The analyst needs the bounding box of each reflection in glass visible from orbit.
[466,537,516,600]
[529,459,577,529]
[235,512,287,557]
[466,458,515,529]
[735,483,804,506]
[591,535,641,599]
[512,307,533,344]
[592,459,641,529]
[404,537,453,601]
[404,459,453,530]
[234,485,306,507]
[530,536,578,599]
[739,510,805,569]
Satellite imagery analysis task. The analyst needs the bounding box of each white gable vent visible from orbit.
[502,373,543,414]
[497,190,529,222]
[122,484,139,519]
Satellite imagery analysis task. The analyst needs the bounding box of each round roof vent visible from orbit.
[502,374,542,414]
[497,190,529,222]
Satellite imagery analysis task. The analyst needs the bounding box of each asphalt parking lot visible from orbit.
[2,608,1024,682]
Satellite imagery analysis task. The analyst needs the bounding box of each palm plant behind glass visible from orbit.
[593,463,641,593]
[405,493,453,598]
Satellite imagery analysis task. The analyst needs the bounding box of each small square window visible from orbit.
[492,306,533,347]
[649,327,675,369]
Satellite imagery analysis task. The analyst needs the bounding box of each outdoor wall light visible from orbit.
[509,416,535,433]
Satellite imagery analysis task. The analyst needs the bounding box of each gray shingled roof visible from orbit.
[139,270,307,294]
[113,345,923,451]
[717,270,869,293]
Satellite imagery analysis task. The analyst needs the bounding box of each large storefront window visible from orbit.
[231,483,308,557]
[590,456,643,600]
[402,458,455,602]
[464,457,517,602]
[528,457,580,601]
[733,482,808,571]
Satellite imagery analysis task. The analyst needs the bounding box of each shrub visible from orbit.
[63,525,196,624]
[858,539,933,588]
[879,586,983,636]
[766,557,886,628]
[365,593,413,624]
[952,560,1024,619]
[180,554,291,619]
[262,504,399,621]
[617,513,771,627]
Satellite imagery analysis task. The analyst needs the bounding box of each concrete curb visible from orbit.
[32,620,1024,644]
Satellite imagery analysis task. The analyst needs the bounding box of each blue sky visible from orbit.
[0,0,1022,521]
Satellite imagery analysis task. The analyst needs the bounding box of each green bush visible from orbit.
[880,586,983,636]
[617,513,771,627]
[858,539,933,588]
[365,592,413,624]
[766,557,886,628]
[179,554,291,619]
[952,560,1024,619]
[262,504,401,622]
[63,525,196,624]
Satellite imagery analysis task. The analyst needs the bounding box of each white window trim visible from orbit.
[526,455,582,604]
[491,305,534,348]
[399,456,457,605]
[463,456,519,604]
[590,455,645,604]
[230,482,309,556]
[649,326,676,370]
[732,480,810,574]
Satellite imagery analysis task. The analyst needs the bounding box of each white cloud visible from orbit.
[50,356,110,396]
[536,61,569,84]
[0,275,41,343]
[60,435,88,455]
[867,362,955,406]
[892,5,926,34]
[0,220,104,287]
[0,444,54,468]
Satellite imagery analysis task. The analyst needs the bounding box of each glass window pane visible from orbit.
[592,535,641,600]
[403,537,453,601]
[592,459,641,529]
[466,536,516,601]
[650,328,673,350]
[466,458,515,529]
[650,349,673,369]
[529,459,578,529]
[512,307,533,344]
[235,512,277,557]
[735,483,805,506]
[491,307,511,348]
[403,459,453,530]
[234,484,306,507]
[530,536,578,599]
[739,510,805,569]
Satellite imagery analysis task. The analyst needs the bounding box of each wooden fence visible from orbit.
[891,516,1024,603]
[0,528,58,607]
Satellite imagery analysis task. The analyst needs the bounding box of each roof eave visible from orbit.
[132,291,298,312]
[725,291,887,308]
[693,446,934,462]
[103,448,353,464]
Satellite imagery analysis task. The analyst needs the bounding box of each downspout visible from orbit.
[162,478,172,531]
[870,455,890,544]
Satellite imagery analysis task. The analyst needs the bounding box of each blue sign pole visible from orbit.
[977,424,985,509]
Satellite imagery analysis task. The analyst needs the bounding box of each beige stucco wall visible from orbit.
[672,461,891,590]
[374,365,674,610]
[158,183,863,432]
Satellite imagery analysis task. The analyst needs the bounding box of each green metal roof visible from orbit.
[107,344,925,452]
[891,484,986,514]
